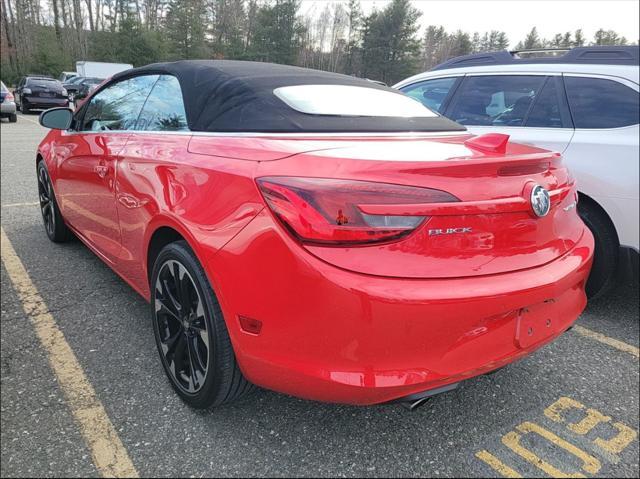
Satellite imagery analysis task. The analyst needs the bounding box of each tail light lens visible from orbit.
[5,92,14,101]
[257,177,459,245]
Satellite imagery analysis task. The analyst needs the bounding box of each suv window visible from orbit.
[80,75,158,132]
[525,78,565,128]
[136,75,188,131]
[401,77,458,113]
[449,75,546,126]
[564,76,639,129]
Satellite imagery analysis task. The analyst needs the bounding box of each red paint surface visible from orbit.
[39,129,593,404]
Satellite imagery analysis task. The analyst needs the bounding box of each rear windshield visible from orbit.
[0,82,7,92]
[27,79,61,88]
[274,85,438,118]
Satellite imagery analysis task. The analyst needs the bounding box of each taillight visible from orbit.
[5,92,14,101]
[257,177,459,246]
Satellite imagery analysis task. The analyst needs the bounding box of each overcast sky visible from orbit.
[300,0,640,48]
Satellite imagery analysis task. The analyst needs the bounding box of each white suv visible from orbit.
[395,46,639,298]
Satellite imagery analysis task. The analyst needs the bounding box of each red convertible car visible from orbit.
[37,61,593,409]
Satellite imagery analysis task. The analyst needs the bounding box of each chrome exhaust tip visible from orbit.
[396,382,460,411]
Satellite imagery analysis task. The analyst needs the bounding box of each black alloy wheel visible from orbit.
[37,162,72,242]
[154,259,210,394]
[151,241,253,408]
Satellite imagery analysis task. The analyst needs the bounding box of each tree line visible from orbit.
[1,0,636,85]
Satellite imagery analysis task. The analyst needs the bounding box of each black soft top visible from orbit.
[109,60,465,133]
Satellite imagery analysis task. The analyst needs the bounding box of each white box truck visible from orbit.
[75,61,133,79]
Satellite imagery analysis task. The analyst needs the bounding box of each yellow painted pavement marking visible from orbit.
[545,397,612,435]
[594,422,638,455]
[1,227,138,478]
[503,421,601,477]
[475,450,523,478]
[573,325,639,358]
[1,201,40,208]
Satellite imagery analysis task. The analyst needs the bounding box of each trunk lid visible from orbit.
[254,134,584,279]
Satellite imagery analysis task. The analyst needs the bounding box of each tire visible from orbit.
[21,98,30,114]
[9,113,17,123]
[37,161,73,242]
[151,241,254,408]
[578,201,619,299]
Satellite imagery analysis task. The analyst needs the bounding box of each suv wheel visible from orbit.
[578,201,619,299]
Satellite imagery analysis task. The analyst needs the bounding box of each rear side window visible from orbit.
[449,75,546,126]
[136,75,188,131]
[273,85,437,117]
[525,78,564,128]
[80,75,158,131]
[401,77,458,113]
[564,77,639,129]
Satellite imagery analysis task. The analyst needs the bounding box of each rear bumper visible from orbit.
[212,210,595,405]
[1,102,16,115]
[23,96,68,109]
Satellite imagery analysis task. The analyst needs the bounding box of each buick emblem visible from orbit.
[530,184,550,217]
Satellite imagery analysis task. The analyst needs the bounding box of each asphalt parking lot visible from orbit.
[1,113,638,478]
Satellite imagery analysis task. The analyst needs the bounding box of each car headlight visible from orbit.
[23,88,32,94]
[62,88,68,96]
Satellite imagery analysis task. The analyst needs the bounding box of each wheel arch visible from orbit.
[144,217,211,288]
[146,226,186,283]
[577,191,620,246]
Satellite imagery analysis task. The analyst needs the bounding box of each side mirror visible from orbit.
[39,108,73,130]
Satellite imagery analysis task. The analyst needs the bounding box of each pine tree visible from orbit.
[344,0,363,75]
[246,0,305,65]
[573,29,586,46]
[522,27,544,49]
[361,0,421,84]
[164,0,208,60]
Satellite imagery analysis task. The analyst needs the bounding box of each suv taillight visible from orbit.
[5,92,13,101]
[257,177,459,246]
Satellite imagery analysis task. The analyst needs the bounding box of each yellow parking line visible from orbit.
[1,201,40,208]
[475,450,522,478]
[1,227,139,478]
[573,325,639,358]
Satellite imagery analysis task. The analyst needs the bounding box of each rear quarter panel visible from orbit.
[87,133,264,299]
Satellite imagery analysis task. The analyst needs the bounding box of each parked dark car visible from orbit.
[1,81,17,122]
[74,77,104,100]
[62,75,89,100]
[14,76,69,113]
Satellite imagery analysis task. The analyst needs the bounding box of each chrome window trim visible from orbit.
[189,130,468,138]
[63,129,468,138]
